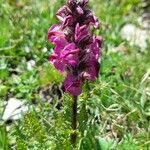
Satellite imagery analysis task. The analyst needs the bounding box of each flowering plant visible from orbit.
[48,0,102,145]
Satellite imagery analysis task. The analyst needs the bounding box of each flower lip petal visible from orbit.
[76,6,84,15]
[61,49,79,58]
[52,37,68,54]
[48,24,65,42]
[62,15,74,28]
[54,61,65,72]
[56,5,73,25]
[82,61,100,81]
[64,74,82,96]
[61,43,79,57]
[75,23,90,43]
[84,10,100,28]
[60,43,79,67]
[49,54,58,62]
[56,5,70,17]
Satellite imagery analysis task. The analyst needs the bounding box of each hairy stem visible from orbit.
[71,96,78,145]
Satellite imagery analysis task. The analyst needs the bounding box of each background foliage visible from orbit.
[0,0,150,149]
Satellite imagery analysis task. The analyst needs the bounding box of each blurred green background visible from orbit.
[0,0,150,149]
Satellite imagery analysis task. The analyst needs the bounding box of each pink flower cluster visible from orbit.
[48,0,102,96]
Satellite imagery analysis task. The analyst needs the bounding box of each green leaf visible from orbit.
[0,124,9,150]
[39,63,64,85]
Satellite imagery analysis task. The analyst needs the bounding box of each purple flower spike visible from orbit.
[48,0,102,96]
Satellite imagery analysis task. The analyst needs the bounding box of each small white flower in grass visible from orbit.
[2,98,28,121]
[27,60,36,71]
[42,47,48,53]
[24,46,31,53]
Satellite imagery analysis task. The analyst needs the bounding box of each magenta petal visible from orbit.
[84,10,100,28]
[60,43,79,67]
[52,37,68,54]
[75,24,90,43]
[48,24,65,42]
[85,36,102,61]
[76,6,84,15]
[48,24,69,55]
[92,16,100,29]
[54,61,65,72]
[91,37,101,60]
[96,36,103,48]
[66,59,78,65]
[62,15,74,28]
[61,43,76,56]
[56,5,71,22]
[49,54,65,72]
[64,75,82,96]
[56,6,74,29]
[49,54,58,63]
[82,61,100,81]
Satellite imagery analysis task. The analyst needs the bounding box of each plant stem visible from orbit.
[71,96,77,145]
